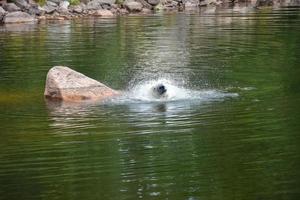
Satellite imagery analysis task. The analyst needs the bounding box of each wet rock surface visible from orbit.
[44,66,120,102]
[0,0,299,24]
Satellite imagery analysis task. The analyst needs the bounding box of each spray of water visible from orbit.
[108,78,238,104]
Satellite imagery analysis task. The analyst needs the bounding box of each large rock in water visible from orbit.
[44,66,120,102]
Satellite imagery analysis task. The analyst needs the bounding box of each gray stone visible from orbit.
[184,0,199,8]
[86,0,102,10]
[103,3,113,9]
[59,1,69,9]
[57,7,69,14]
[79,2,86,12]
[199,0,217,6]
[70,4,83,13]
[46,1,58,7]
[86,0,115,10]
[93,9,114,16]
[0,6,5,14]
[43,5,56,14]
[147,0,160,6]
[161,0,178,10]
[137,0,152,9]
[233,5,254,13]
[80,2,87,8]
[255,0,273,6]
[111,3,118,8]
[14,0,30,9]
[141,7,152,13]
[202,6,216,14]
[0,6,6,21]
[48,0,61,5]
[28,0,38,6]
[3,3,21,12]
[119,8,129,14]
[0,0,7,6]
[28,4,42,15]
[291,0,300,5]
[44,66,120,102]
[4,11,36,23]
[124,1,143,12]
[12,0,43,15]
[100,0,116,4]
[57,1,69,14]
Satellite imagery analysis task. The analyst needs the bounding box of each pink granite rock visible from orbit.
[44,66,120,102]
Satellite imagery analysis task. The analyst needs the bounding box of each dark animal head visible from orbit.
[154,84,167,95]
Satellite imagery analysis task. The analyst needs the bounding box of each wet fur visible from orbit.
[151,84,168,99]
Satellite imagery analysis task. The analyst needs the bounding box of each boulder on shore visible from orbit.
[4,11,36,23]
[0,6,6,16]
[14,0,31,10]
[3,3,21,12]
[92,9,114,16]
[69,4,83,13]
[86,0,115,10]
[44,66,120,102]
[124,0,143,12]
[147,0,160,6]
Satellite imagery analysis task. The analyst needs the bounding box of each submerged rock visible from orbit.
[44,66,120,102]
[3,11,36,23]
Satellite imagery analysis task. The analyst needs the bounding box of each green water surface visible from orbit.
[0,8,300,200]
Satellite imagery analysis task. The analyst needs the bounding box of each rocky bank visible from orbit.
[0,0,299,24]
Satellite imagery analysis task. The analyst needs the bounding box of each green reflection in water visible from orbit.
[0,9,300,200]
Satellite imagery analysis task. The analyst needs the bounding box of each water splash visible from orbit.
[108,78,238,104]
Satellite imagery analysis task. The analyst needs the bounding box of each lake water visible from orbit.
[0,8,300,200]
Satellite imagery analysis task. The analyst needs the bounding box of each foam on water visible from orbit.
[108,78,238,104]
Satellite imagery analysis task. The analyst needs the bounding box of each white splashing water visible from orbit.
[108,79,238,104]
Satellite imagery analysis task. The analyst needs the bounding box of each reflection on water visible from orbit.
[0,7,300,200]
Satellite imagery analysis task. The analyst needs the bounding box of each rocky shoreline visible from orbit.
[0,0,299,24]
